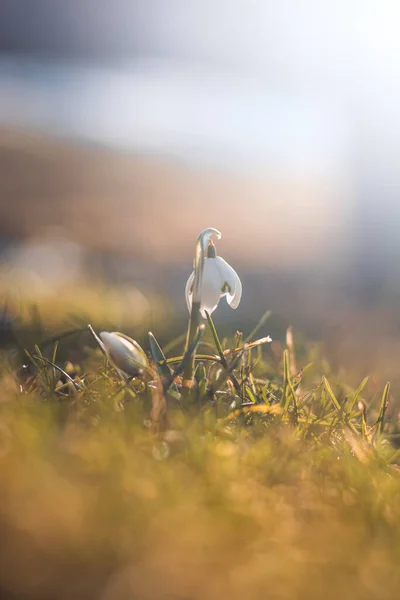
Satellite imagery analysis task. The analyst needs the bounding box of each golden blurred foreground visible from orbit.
[0,408,399,600]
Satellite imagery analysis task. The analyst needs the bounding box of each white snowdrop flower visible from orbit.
[99,331,148,377]
[185,229,242,318]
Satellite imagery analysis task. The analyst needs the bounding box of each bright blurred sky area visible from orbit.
[1,0,399,179]
[1,0,400,270]
[0,57,350,178]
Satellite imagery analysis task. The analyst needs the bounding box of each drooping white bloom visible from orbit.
[185,229,242,318]
[99,331,148,377]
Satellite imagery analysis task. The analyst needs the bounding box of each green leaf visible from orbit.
[148,332,172,379]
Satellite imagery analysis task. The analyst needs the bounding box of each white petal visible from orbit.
[200,258,223,317]
[197,228,221,253]
[99,332,119,355]
[214,257,242,309]
[185,270,195,313]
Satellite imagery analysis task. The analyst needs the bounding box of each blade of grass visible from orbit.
[279,350,298,422]
[358,401,368,440]
[244,309,271,344]
[88,324,106,354]
[211,346,248,397]
[245,386,258,404]
[205,311,225,360]
[165,325,205,389]
[33,355,84,392]
[161,354,218,365]
[222,336,272,357]
[163,332,186,354]
[348,376,369,412]
[286,326,297,377]
[373,382,390,439]
[148,332,172,379]
[219,402,282,424]
[205,311,242,396]
[234,331,243,351]
[322,376,342,414]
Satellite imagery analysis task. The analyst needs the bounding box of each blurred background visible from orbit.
[1,0,400,380]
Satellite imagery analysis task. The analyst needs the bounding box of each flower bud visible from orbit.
[100,331,148,377]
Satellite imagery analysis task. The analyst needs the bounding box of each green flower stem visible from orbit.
[182,300,201,386]
[182,235,204,387]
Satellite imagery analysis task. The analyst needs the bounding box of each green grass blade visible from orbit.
[148,332,172,379]
[281,350,298,420]
[348,376,369,412]
[51,341,59,365]
[244,309,271,344]
[374,382,390,438]
[212,346,247,396]
[163,332,186,354]
[34,355,84,392]
[205,310,242,397]
[322,376,342,414]
[282,349,290,410]
[88,324,106,354]
[205,311,224,359]
[234,331,243,351]
[245,386,257,404]
[359,401,368,439]
[170,325,205,381]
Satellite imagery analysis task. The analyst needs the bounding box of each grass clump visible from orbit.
[0,307,399,600]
